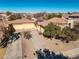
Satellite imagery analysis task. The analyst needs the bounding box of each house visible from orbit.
[62,14,69,19]
[31,17,37,21]
[7,18,36,31]
[37,17,68,33]
[38,17,68,28]
[68,13,79,19]
[48,17,68,28]
[36,17,45,22]
[67,13,79,28]
[37,20,49,33]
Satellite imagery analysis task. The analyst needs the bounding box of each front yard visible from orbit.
[22,30,79,59]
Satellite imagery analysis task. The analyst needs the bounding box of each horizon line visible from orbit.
[0,11,79,13]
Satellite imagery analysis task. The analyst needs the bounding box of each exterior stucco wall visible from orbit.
[36,26,44,33]
[59,25,68,28]
[13,23,36,30]
[54,23,68,28]
[68,20,74,28]
[68,18,79,28]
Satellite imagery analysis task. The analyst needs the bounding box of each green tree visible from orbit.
[46,13,56,19]
[46,14,53,19]
[34,12,46,18]
[6,11,12,16]
[43,23,61,38]
[61,27,79,41]
[67,12,72,15]
[15,14,22,19]
[57,13,62,18]
[26,15,32,20]
[46,13,62,19]
[8,14,22,21]
[74,21,79,31]
[8,14,16,21]
[52,13,57,17]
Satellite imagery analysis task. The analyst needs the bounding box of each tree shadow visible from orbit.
[0,32,21,48]
[35,48,70,59]
[8,32,21,44]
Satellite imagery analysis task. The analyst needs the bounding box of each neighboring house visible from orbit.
[7,19,36,31]
[48,17,68,28]
[62,14,69,19]
[68,14,79,20]
[36,17,45,22]
[37,20,49,33]
[67,13,79,28]
[31,17,37,21]
[37,17,68,33]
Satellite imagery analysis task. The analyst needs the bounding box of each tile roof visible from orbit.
[70,13,79,16]
[48,17,68,24]
[38,17,68,27]
[7,18,35,24]
[38,20,49,27]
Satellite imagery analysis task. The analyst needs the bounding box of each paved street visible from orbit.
[4,36,22,59]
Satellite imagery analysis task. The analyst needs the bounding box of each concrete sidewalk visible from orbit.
[4,37,22,59]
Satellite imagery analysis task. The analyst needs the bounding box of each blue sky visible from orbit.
[0,0,79,13]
